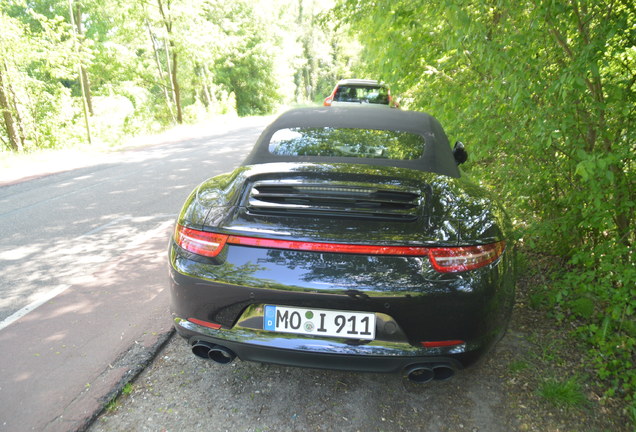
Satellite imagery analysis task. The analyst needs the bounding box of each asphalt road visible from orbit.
[0,115,271,432]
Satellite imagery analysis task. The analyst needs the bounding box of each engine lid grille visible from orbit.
[246,181,422,221]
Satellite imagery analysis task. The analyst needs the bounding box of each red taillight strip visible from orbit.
[226,235,431,256]
[175,225,505,273]
[420,340,465,348]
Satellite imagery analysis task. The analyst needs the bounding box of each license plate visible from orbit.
[263,305,376,340]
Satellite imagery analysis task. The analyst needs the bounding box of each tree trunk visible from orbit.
[157,0,183,124]
[68,0,91,143]
[200,63,212,108]
[145,17,176,122]
[79,68,92,115]
[0,66,22,151]
[4,61,26,147]
[73,2,93,116]
[170,50,182,123]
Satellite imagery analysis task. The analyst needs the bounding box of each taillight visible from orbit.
[174,224,228,258]
[226,235,430,256]
[428,241,506,273]
[175,226,505,273]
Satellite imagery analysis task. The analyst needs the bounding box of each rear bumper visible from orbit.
[169,241,514,371]
[174,317,465,373]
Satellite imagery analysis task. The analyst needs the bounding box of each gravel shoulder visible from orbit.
[88,278,631,432]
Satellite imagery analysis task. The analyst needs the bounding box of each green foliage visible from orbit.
[210,1,281,116]
[538,377,587,409]
[335,0,635,412]
[1,0,355,151]
[122,383,134,395]
[508,359,530,374]
[0,3,79,151]
[104,396,119,412]
[290,2,362,104]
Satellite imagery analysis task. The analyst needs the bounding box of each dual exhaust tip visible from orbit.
[191,340,456,383]
[191,341,236,364]
[403,364,456,383]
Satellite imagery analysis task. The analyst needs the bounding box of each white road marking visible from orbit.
[0,218,174,332]
[0,284,70,331]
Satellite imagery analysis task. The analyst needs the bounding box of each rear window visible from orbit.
[334,85,389,105]
[268,127,425,160]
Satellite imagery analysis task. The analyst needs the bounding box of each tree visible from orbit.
[0,12,26,151]
[0,0,358,152]
[155,0,183,123]
[0,62,24,152]
[207,0,281,116]
[0,2,80,151]
[69,0,92,115]
[68,0,92,143]
[282,0,362,104]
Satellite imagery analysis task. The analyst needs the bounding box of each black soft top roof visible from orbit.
[242,107,460,178]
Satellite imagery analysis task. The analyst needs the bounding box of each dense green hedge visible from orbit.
[336,0,635,419]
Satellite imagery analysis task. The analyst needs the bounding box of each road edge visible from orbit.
[74,328,175,432]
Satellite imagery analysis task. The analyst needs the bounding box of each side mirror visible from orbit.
[453,141,468,165]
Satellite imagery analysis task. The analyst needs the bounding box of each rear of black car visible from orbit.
[168,108,514,381]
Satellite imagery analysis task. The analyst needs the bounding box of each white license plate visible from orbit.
[263,305,376,340]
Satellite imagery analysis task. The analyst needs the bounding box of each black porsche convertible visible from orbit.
[169,106,515,383]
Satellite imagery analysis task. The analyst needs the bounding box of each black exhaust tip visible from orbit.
[404,365,435,383]
[207,345,236,364]
[191,341,216,359]
[432,365,455,381]
[191,341,236,364]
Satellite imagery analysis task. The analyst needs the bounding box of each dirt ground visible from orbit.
[88,286,631,432]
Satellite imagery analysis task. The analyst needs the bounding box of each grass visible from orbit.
[104,382,135,412]
[122,383,134,395]
[538,377,587,408]
[105,397,119,412]
[508,360,530,374]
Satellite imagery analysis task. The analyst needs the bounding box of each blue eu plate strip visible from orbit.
[264,305,276,331]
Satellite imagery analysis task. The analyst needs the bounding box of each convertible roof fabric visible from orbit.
[242,107,460,178]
